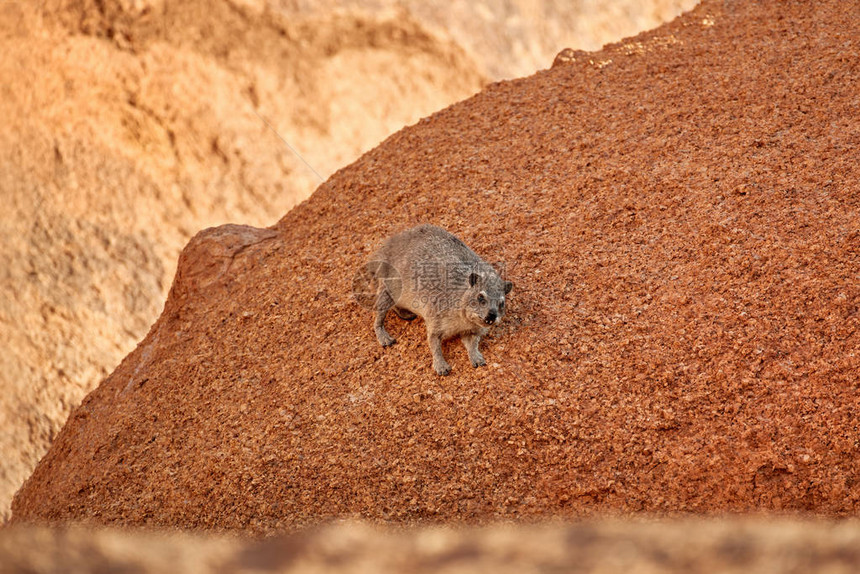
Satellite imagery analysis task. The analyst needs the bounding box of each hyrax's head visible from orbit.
[464,269,513,327]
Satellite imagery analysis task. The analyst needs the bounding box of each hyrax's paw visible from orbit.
[433,361,452,376]
[377,333,396,347]
[471,355,486,368]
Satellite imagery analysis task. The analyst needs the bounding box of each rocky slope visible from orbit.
[0,0,695,522]
[12,0,860,531]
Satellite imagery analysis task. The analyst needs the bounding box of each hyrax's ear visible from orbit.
[469,272,480,287]
[504,280,513,294]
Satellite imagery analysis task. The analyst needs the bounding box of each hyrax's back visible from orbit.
[374,224,482,312]
[377,224,477,265]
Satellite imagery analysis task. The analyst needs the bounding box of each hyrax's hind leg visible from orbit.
[374,285,397,347]
[393,307,417,321]
[461,331,486,368]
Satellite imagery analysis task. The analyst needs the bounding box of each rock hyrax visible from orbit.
[367,224,512,375]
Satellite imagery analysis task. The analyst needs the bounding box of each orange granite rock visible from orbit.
[12,0,860,532]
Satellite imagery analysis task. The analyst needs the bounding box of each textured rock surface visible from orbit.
[0,0,694,522]
[4,519,860,573]
[11,0,860,531]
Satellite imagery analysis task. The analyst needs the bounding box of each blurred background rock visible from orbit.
[4,519,860,573]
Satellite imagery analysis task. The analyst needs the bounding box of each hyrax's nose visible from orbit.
[485,310,497,325]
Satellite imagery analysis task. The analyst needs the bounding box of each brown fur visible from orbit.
[368,224,512,375]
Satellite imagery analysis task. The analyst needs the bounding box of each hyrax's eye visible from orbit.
[477,294,487,305]
[499,300,505,311]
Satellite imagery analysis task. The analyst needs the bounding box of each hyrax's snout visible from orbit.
[484,310,498,325]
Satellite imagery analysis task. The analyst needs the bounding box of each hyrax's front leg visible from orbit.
[374,285,396,347]
[461,331,486,368]
[427,329,451,376]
